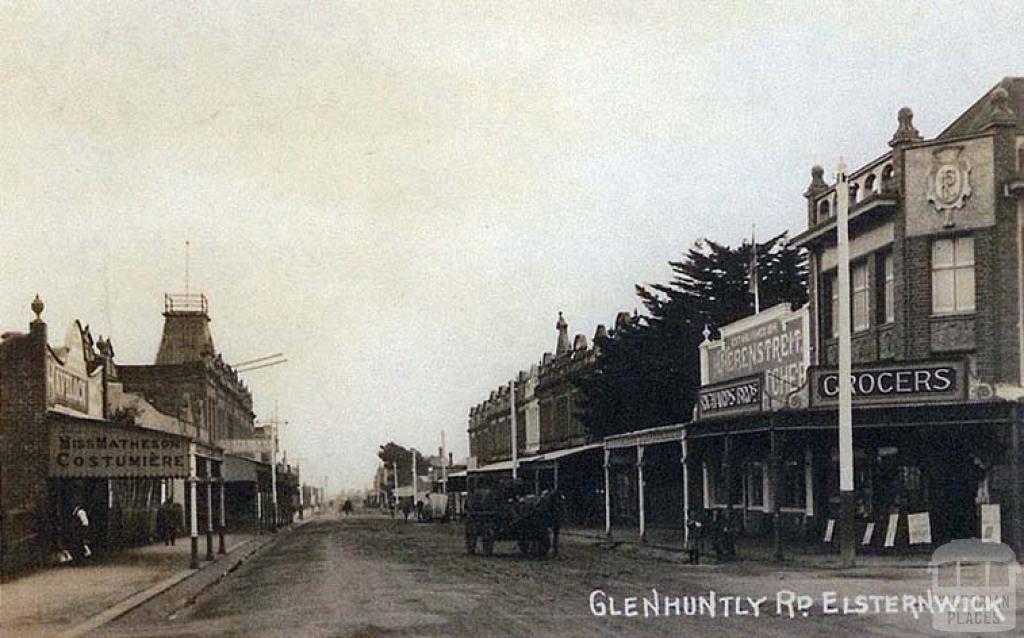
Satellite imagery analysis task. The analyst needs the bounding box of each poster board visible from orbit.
[862,522,875,546]
[981,504,1001,544]
[884,514,898,548]
[907,512,932,545]
[823,519,835,543]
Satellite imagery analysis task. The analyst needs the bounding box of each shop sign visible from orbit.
[48,360,89,414]
[701,304,809,408]
[809,360,965,407]
[697,374,763,419]
[981,504,1001,544]
[49,421,189,479]
[908,512,933,545]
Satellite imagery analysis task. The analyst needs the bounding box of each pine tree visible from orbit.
[574,233,807,438]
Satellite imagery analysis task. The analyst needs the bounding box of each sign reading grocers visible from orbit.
[49,421,189,478]
[809,360,965,407]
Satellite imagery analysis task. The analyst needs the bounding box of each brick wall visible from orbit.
[0,321,50,577]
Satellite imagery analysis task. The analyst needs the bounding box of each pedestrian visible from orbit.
[71,503,91,560]
[157,498,179,546]
[685,510,704,564]
[401,499,411,521]
[415,499,424,521]
[342,499,353,516]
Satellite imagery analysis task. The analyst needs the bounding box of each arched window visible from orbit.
[818,199,831,222]
[864,174,877,195]
[881,165,895,193]
[850,183,860,204]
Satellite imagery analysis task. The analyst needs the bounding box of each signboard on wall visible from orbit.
[700,303,809,410]
[697,374,763,419]
[49,421,189,479]
[809,360,966,407]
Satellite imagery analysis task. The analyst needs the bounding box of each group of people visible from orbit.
[685,509,736,564]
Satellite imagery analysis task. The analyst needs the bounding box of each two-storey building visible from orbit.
[684,78,1024,554]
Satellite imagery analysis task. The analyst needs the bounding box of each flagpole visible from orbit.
[750,224,760,314]
[836,157,856,568]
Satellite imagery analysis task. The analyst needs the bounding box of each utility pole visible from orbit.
[441,430,448,496]
[510,379,518,480]
[411,449,418,506]
[836,157,856,568]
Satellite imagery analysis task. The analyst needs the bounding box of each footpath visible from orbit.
[0,513,315,638]
[561,525,935,571]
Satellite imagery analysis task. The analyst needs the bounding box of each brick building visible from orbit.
[683,78,1024,554]
[466,312,622,526]
[117,294,284,532]
[0,297,203,576]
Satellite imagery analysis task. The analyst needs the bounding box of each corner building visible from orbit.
[686,78,1024,554]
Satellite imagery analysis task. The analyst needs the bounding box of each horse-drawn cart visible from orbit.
[464,487,559,558]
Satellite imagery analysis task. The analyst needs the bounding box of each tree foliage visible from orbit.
[574,233,807,439]
[377,442,429,488]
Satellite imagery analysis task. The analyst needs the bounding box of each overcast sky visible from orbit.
[2,2,1021,490]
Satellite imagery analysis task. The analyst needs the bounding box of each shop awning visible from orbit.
[520,442,602,464]
[468,458,521,473]
[604,423,684,449]
[223,454,262,482]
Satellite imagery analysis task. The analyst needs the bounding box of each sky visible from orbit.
[2,1,1022,491]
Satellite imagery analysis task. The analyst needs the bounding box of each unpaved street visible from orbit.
[91,513,986,637]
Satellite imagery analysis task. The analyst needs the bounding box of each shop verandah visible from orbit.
[590,399,1021,557]
[685,400,1021,554]
[46,417,236,569]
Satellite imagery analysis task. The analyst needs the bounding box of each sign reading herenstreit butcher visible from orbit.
[700,303,809,409]
[49,421,189,478]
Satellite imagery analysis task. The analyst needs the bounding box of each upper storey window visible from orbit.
[932,236,975,314]
[852,262,870,332]
[818,199,831,224]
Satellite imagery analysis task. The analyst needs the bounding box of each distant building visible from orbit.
[466,312,626,526]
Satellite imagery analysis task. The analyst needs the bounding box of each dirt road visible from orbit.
[91,512,1000,637]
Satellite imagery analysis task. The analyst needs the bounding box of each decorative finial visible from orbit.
[836,156,848,182]
[986,86,1015,128]
[889,106,922,147]
[702,324,711,342]
[804,165,828,199]
[31,294,44,323]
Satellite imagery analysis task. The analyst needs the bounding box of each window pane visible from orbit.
[933,269,955,313]
[933,239,954,268]
[853,290,869,330]
[853,263,867,289]
[955,266,975,311]
[885,279,895,323]
[955,236,974,266]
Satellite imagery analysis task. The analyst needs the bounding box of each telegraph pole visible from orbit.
[510,379,518,480]
[836,158,857,568]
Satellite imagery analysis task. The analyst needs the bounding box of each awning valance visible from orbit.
[49,419,190,479]
[520,442,602,464]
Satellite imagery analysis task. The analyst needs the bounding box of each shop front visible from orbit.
[686,356,1021,554]
[48,418,227,567]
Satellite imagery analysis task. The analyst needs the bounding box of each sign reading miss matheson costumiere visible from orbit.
[49,421,189,478]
